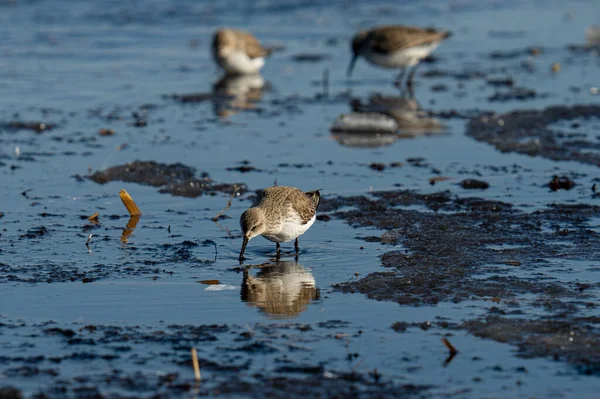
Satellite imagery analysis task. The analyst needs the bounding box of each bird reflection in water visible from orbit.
[352,94,444,136]
[212,73,266,118]
[241,261,319,318]
[331,92,444,148]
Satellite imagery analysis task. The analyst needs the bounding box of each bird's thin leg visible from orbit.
[275,242,281,259]
[406,63,420,93]
[294,238,300,253]
[394,68,407,89]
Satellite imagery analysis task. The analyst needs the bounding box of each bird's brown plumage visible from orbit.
[359,25,451,54]
[251,186,319,225]
[213,28,271,59]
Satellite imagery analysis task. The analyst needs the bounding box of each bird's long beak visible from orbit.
[238,236,249,262]
[347,55,358,78]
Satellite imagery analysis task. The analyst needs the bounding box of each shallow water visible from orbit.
[1,0,600,397]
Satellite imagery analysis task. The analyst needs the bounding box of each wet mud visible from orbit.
[89,160,247,198]
[0,319,430,399]
[2,0,600,397]
[467,105,600,166]
[322,189,600,373]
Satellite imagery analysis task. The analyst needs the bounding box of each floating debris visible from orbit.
[197,280,220,285]
[119,189,141,216]
[549,175,575,191]
[460,179,490,189]
[87,212,100,223]
[212,186,240,222]
[98,128,115,136]
[0,121,55,133]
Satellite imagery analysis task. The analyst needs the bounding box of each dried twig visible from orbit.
[191,347,201,382]
[197,280,220,285]
[119,189,141,216]
[442,337,458,355]
[88,212,100,223]
[442,337,458,367]
[212,185,238,222]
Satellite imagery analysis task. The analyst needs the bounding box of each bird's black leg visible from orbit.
[406,63,420,93]
[394,68,406,89]
[275,242,281,259]
[294,238,299,254]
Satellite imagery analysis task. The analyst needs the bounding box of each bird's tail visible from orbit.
[305,189,322,210]
[263,44,285,57]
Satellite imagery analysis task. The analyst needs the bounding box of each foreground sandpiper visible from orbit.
[239,186,321,261]
[347,25,452,89]
[212,28,272,75]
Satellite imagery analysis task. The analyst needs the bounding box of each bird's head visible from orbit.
[239,207,266,261]
[347,30,368,78]
[240,207,267,240]
[213,29,236,57]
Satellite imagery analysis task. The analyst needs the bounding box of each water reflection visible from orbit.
[212,74,266,118]
[241,261,319,318]
[120,215,140,243]
[352,94,444,136]
[331,92,444,148]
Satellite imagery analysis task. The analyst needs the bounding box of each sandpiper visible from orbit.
[212,28,272,75]
[347,25,452,89]
[238,186,321,261]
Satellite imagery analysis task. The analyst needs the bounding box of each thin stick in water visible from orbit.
[212,185,238,222]
[191,347,201,382]
[442,337,458,355]
[88,212,100,223]
[442,337,458,367]
[119,189,141,216]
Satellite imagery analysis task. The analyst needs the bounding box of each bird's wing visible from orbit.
[370,26,450,53]
[304,189,321,211]
[236,31,270,59]
[286,190,317,225]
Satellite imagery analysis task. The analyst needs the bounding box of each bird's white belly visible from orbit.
[218,51,265,75]
[365,43,439,69]
[262,215,316,243]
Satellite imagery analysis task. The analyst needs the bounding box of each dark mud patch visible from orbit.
[0,320,430,399]
[548,175,575,191]
[203,375,429,398]
[19,226,49,239]
[456,316,600,375]
[488,47,543,59]
[324,189,599,306]
[466,104,600,166]
[226,161,262,173]
[487,87,546,102]
[459,179,489,189]
[0,237,217,284]
[324,189,600,373]
[0,387,22,399]
[0,121,56,133]
[89,160,247,198]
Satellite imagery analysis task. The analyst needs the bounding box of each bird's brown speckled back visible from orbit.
[252,186,318,225]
